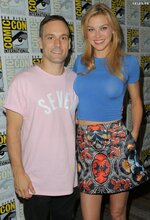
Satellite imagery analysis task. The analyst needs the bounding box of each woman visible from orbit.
[73,3,149,220]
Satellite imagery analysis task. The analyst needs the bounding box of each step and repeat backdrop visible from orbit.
[0,0,149,219]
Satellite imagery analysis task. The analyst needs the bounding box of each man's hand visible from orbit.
[14,172,35,199]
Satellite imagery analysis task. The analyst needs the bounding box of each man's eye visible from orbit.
[88,28,94,32]
[61,36,68,40]
[48,36,54,40]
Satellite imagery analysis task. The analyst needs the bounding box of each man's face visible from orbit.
[39,20,71,65]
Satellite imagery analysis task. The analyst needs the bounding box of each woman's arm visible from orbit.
[128,81,143,141]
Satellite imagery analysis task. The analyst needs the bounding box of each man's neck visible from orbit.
[38,60,65,76]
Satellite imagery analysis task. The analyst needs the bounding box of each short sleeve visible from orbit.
[125,55,140,84]
[3,75,26,116]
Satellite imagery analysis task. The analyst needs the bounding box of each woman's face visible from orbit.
[86,14,114,58]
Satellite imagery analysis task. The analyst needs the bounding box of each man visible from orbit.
[4,15,78,220]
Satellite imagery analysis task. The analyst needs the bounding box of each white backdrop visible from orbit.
[0,0,149,219]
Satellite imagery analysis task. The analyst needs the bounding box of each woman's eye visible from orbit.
[101,26,108,30]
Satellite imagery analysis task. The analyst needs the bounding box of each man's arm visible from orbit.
[6,109,35,199]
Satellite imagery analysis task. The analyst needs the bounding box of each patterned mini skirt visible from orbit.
[76,120,149,194]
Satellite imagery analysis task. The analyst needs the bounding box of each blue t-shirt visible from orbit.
[73,54,140,122]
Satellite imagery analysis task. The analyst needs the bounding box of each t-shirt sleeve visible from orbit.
[3,76,26,116]
[127,55,140,84]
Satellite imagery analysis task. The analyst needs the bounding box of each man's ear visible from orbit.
[38,37,43,53]
[69,38,71,50]
[38,37,43,50]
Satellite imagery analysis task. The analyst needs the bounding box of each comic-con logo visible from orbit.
[28,0,51,16]
[32,56,42,65]
[127,29,139,52]
[0,133,9,166]
[2,17,29,53]
[141,5,150,27]
[111,0,125,25]
[75,0,92,20]
[0,58,4,92]
[141,56,150,77]
[0,200,16,220]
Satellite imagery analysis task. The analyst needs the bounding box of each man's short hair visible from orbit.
[39,15,71,38]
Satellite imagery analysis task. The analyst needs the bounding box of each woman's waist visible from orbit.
[76,110,122,124]
[76,119,121,126]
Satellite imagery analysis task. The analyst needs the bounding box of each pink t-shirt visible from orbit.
[4,65,78,196]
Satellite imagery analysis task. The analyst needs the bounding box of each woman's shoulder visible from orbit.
[73,54,86,73]
[75,54,82,62]
[123,54,140,81]
[123,54,139,65]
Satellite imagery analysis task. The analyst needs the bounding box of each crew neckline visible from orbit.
[34,65,67,78]
[94,57,106,60]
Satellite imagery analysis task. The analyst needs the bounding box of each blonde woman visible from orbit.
[73,3,149,220]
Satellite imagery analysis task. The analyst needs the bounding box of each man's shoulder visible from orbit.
[8,66,37,88]
[13,65,36,80]
[65,67,77,79]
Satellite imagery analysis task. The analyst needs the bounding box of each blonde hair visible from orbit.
[81,3,124,80]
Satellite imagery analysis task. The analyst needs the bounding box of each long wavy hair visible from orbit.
[81,3,125,80]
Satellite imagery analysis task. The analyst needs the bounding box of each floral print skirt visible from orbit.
[76,120,149,194]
